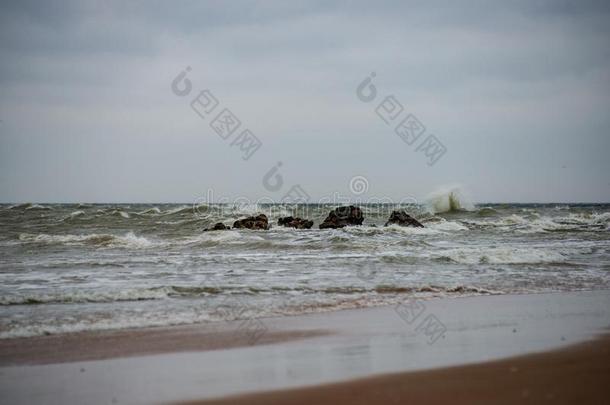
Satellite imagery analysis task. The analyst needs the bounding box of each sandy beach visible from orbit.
[2,1,609,403]
[1,290,609,404]
[188,334,610,405]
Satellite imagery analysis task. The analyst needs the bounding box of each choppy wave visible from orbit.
[0,287,170,305]
[1,202,609,339]
[0,283,500,306]
[137,207,162,215]
[162,205,193,216]
[476,207,499,217]
[0,283,505,338]
[8,203,52,211]
[463,212,609,233]
[110,210,130,219]
[18,232,154,248]
[434,247,567,265]
[64,210,86,221]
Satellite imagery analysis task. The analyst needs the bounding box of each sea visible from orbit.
[1,191,609,339]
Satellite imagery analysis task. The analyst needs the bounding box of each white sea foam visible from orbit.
[3,202,610,339]
[18,232,154,248]
[340,220,467,236]
[385,224,442,235]
[436,247,566,264]
[25,203,52,211]
[138,207,162,215]
[0,284,501,338]
[428,220,469,232]
[166,206,191,215]
[465,212,610,234]
[8,203,52,211]
[66,210,86,220]
[0,309,214,339]
[180,230,250,246]
[0,287,170,305]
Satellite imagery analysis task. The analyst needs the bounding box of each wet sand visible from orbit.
[187,334,610,405]
[0,324,329,366]
[1,290,609,404]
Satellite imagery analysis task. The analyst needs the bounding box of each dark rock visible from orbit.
[384,210,424,228]
[319,206,364,229]
[232,214,269,230]
[278,216,314,229]
[204,222,231,231]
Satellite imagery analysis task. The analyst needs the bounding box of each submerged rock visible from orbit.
[319,206,364,229]
[278,216,314,229]
[384,210,424,228]
[204,222,231,231]
[232,214,269,230]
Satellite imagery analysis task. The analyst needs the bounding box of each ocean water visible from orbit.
[0,197,609,338]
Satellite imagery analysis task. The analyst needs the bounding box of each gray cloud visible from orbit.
[1,0,609,203]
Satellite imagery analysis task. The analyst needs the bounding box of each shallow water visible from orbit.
[0,202,609,338]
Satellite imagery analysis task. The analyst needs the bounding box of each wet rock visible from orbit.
[232,214,269,230]
[319,206,364,229]
[278,216,314,229]
[384,210,424,228]
[204,222,231,231]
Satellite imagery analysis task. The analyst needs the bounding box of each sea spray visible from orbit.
[425,185,475,214]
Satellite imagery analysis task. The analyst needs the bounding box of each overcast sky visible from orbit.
[1,0,609,203]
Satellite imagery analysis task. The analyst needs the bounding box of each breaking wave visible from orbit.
[425,185,475,214]
[463,212,610,233]
[137,207,162,215]
[435,247,567,265]
[18,232,154,248]
[8,203,52,211]
[0,283,500,306]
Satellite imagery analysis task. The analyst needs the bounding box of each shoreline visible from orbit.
[1,288,603,365]
[187,333,610,405]
[0,324,331,366]
[1,290,609,404]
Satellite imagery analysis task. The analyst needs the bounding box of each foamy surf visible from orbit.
[0,283,501,338]
[17,232,154,248]
[1,202,609,339]
[435,247,567,265]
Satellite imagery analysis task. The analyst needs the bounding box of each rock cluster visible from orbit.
[204,208,424,232]
[203,222,231,231]
[278,216,314,229]
[232,214,269,230]
[319,206,364,229]
[384,210,424,228]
